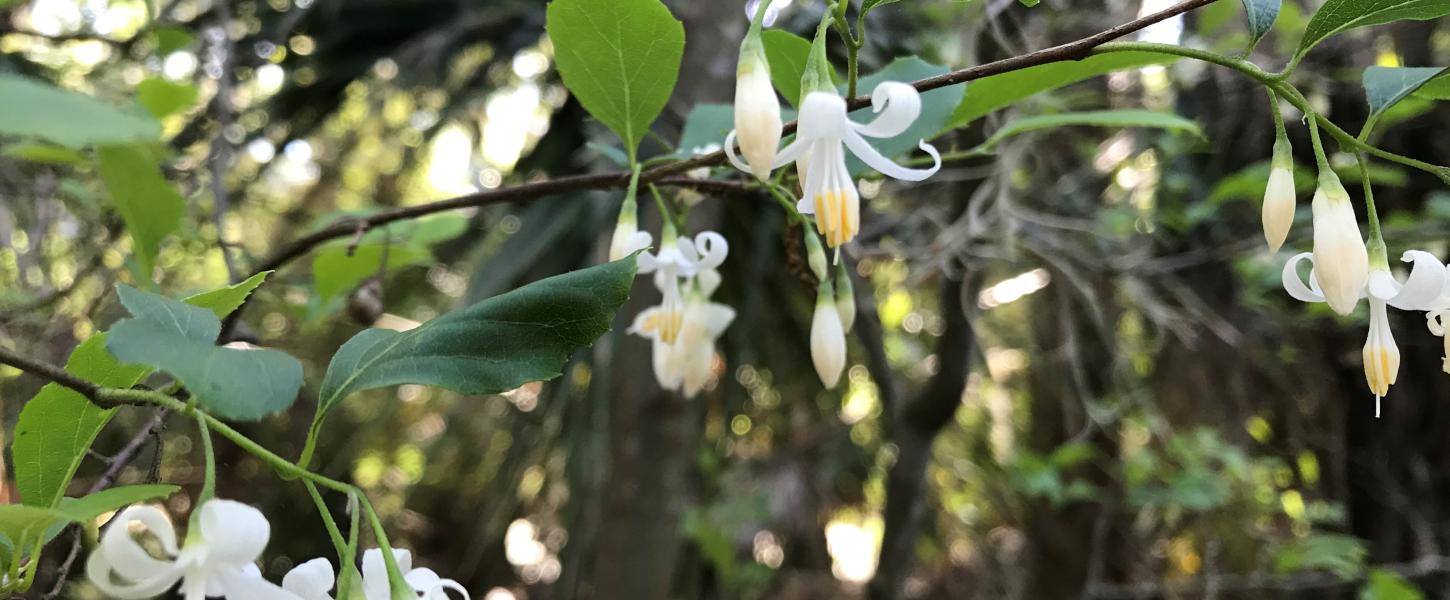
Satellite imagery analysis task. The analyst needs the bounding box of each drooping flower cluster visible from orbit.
[1267,120,1449,416]
[87,498,468,600]
[628,223,734,396]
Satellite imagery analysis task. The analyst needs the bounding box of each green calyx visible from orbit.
[1271,135,1293,172]
[738,25,768,76]
[799,10,836,96]
[1367,234,1390,271]
[1316,169,1350,203]
[816,278,835,306]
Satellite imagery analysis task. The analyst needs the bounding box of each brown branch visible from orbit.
[0,346,99,400]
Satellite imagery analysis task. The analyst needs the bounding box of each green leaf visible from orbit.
[0,75,161,148]
[1361,569,1424,600]
[152,26,196,55]
[106,285,304,421]
[56,484,180,522]
[1362,66,1448,119]
[1414,73,1450,99]
[977,110,1202,151]
[1273,533,1367,579]
[677,104,734,157]
[761,29,812,107]
[136,78,199,119]
[545,0,684,159]
[13,335,150,508]
[848,57,963,175]
[0,505,68,546]
[183,271,272,319]
[313,244,429,307]
[1241,0,1282,45]
[1297,0,1450,57]
[1,144,86,165]
[947,51,1180,128]
[1018,0,1041,6]
[316,256,638,422]
[96,145,185,279]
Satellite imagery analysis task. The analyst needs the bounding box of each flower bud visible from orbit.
[1363,300,1400,417]
[804,228,828,281]
[1262,138,1295,252]
[609,194,647,261]
[1310,172,1368,315]
[734,36,782,181]
[811,280,846,389]
[835,262,856,333]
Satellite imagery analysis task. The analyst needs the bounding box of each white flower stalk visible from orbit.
[283,549,469,600]
[636,227,728,345]
[608,192,651,262]
[733,32,782,181]
[726,81,941,247]
[1309,172,1369,315]
[1285,249,1446,415]
[811,279,847,388]
[86,499,295,600]
[1262,137,1295,253]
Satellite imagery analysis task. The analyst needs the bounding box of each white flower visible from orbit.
[744,0,791,26]
[636,229,729,345]
[1425,301,1450,375]
[1285,249,1446,414]
[1309,174,1369,315]
[633,269,734,397]
[1262,140,1295,253]
[86,499,295,600]
[733,21,782,182]
[282,549,469,600]
[728,81,940,247]
[811,281,847,388]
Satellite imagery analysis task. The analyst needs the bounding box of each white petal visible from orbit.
[796,142,828,216]
[216,566,308,600]
[841,129,940,182]
[850,81,922,138]
[723,130,754,173]
[797,92,850,140]
[362,549,413,600]
[768,137,810,170]
[674,237,701,267]
[702,303,736,338]
[86,545,186,599]
[199,500,271,567]
[629,306,662,338]
[652,338,685,391]
[693,232,729,271]
[99,506,180,577]
[636,250,659,274]
[405,567,471,600]
[283,558,336,600]
[696,268,722,298]
[1281,252,1326,303]
[1386,250,1448,310]
[1367,270,1400,302]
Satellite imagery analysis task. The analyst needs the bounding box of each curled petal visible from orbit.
[100,506,180,577]
[636,250,659,274]
[723,130,753,173]
[86,549,186,600]
[1281,252,1326,303]
[198,500,271,567]
[841,130,940,182]
[693,232,729,270]
[1385,250,1448,310]
[405,567,471,600]
[851,81,923,139]
[283,558,336,600]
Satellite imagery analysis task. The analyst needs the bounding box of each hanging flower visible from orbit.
[1308,172,1369,315]
[86,499,295,600]
[1284,249,1446,414]
[732,10,782,181]
[281,549,469,600]
[635,227,729,345]
[728,81,940,247]
[1261,137,1295,253]
[811,279,847,388]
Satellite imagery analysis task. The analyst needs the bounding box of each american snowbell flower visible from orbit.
[1284,248,1446,416]
[282,549,469,600]
[726,22,941,248]
[1261,136,1295,253]
[731,1,783,181]
[87,499,295,599]
[634,224,728,345]
[635,268,735,396]
[1307,171,1369,315]
[608,191,651,262]
[811,278,847,388]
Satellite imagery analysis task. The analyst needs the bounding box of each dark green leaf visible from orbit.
[1297,0,1450,57]
[13,335,149,508]
[546,0,684,157]
[1241,0,1281,44]
[56,484,180,521]
[96,145,185,279]
[107,285,304,421]
[761,29,812,107]
[316,256,638,420]
[1362,66,1447,118]
[848,57,963,175]
[947,51,1180,128]
[136,78,199,119]
[183,271,272,319]
[977,110,1202,152]
[0,75,160,147]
